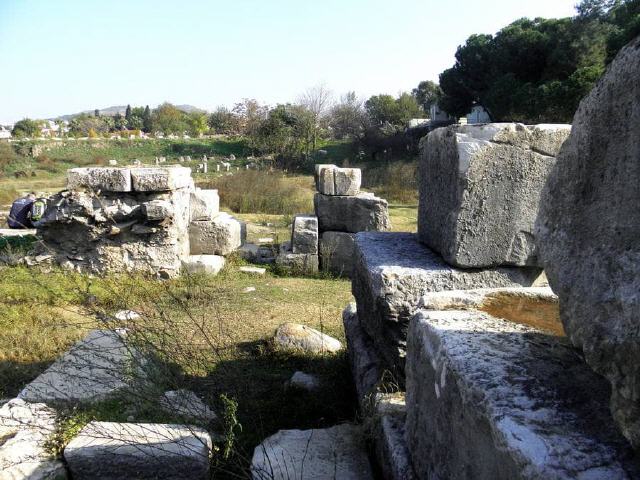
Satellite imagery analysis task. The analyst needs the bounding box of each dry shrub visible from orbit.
[361,161,419,204]
[201,170,314,215]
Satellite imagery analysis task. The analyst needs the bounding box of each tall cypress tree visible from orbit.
[125,104,132,123]
[142,105,152,133]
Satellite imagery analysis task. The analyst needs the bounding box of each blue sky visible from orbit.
[0,0,578,123]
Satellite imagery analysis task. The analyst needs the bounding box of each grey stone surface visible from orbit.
[342,303,381,405]
[287,372,320,391]
[131,166,192,192]
[291,215,318,254]
[189,189,219,221]
[239,266,266,275]
[143,200,173,221]
[275,248,319,275]
[320,231,356,277]
[19,329,140,405]
[314,164,334,192]
[182,255,225,275]
[352,232,543,382]
[159,390,217,423]
[405,309,640,479]
[314,192,390,233]
[64,421,211,480]
[251,424,373,480]
[316,165,361,196]
[273,323,342,354]
[418,123,570,268]
[189,213,242,256]
[0,398,67,480]
[67,167,132,192]
[536,36,640,449]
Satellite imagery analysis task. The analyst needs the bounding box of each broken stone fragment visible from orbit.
[181,255,225,275]
[189,213,242,256]
[190,188,220,221]
[314,192,389,233]
[418,122,570,268]
[143,200,174,221]
[291,215,319,254]
[275,251,319,275]
[131,166,192,192]
[251,424,373,480]
[64,421,212,480]
[535,35,640,449]
[273,323,342,354]
[287,371,320,391]
[315,164,361,196]
[159,390,217,423]
[67,167,132,192]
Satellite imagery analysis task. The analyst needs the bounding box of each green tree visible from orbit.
[11,118,42,138]
[412,80,443,112]
[208,106,239,134]
[330,91,366,139]
[142,105,152,133]
[68,114,109,137]
[152,103,188,135]
[125,104,132,124]
[365,93,423,128]
[187,111,209,137]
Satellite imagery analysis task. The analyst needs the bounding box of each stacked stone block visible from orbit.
[38,165,241,277]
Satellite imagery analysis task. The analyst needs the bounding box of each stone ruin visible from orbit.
[335,35,640,480]
[277,164,390,276]
[34,165,243,278]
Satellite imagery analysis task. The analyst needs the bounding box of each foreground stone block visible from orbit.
[251,424,373,480]
[64,421,212,480]
[314,193,390,233]
[405,309,640,479]
[418,123,570,268]
[189,213,242,256]
[275,249,319,275]
[536,36,640,449]
[273,323,342,354]
[131,166,192,191]
[316,164,361,196]
[68,167,132,192]
[182,255,225,275]
[352,232,542,382]
[291,215,318,254]
[19,329,139,405]
[189,189,219,221]
[0,398,67,480]
[320,231,356,277]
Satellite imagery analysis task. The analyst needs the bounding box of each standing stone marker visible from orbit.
[315,165,361,196]
[291,215,319,254]
[536,35,640,449]
[418,123,570,268]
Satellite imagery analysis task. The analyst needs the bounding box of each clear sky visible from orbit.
[0,0,578,123]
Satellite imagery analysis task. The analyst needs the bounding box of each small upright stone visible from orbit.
[131,166,192,191]
[67,167,132,192]
[190,189,220,221]
[315,164,362,196]
[291,215,319,254]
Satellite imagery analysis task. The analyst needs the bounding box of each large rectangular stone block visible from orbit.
[64,421,212,479]
[189,213,242,256]
[291,215,318,254]
[131,166,192,191]
[314,193,390,233]
[352,232,542,383]
[405,309,639,479]
[67,167,132,192]
[190,189,219,221]
[418,123,570,268]
[320,231,356,277]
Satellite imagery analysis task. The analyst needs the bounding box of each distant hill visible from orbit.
[51,104,204,121]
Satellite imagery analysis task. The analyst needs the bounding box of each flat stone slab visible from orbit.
[159,390,217,423]
[131,167,192,192]
[419,123,570,268]
[239,266,266,275]
[189,213,242,256]
[64,421,212,479]
[405,309,640,479]
[352,232,542,382]
[0,228,37,237]
[0,398,67,479]
[314,193,390,233]
[274,323,342,354]
[320,231,356,277]
[19,329,139,405]
[68,167,132,192]
[182,255,225,275]
[251,424,374,479]
[189,189,219,221]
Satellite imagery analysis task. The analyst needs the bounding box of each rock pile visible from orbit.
[35,165,243,277]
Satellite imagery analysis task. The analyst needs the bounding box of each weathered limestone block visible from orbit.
[181,255,225,275]
[315,164,362,195]
[251,424,373,480]
[64,421,212,480]
[19,329,141,405]
[276,242,319,275]
[535,36,640,449]
[159,390,217,423]
[143,200,173,221]
[320,231,356,277]
[189,189,219,221]
[418,123,570,268]
[314,193,390,233]
[131,166,192,191]
[68,167,132,192]
[291,215,318,254]
[273,323,342,354]
[0,398,67,480]
[189,213,242,256]
[352,232,542,382]
[405,309,640,479]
